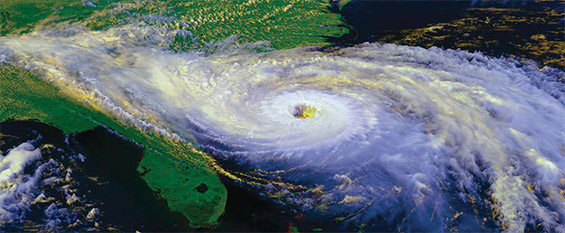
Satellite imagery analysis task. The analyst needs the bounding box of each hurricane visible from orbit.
[0,25,564,232]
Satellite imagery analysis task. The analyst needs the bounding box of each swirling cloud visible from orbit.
[1,27,563,232]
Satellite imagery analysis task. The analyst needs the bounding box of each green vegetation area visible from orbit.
[0,0,348,229]
[1,0,347,50]
[88,0,347,50]
[0,64,226,228]
[0,0,112,35]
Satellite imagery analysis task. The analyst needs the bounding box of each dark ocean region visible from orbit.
[331,0,564,69]
[0,120,331,232]
[0,121,189,232]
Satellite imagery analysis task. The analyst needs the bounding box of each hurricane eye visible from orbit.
[292,104,316,119]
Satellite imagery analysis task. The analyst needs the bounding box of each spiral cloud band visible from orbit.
[1,27,564,231]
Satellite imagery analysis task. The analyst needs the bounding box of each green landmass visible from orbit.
[0,0,113,35]
[0,0,348,229]
[1,0,347,50]
[0,63,226,228]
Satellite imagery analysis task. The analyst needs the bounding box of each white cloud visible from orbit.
[0,26,563,232]
[0,141,99,231]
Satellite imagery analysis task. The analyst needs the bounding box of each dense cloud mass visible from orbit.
[1,26,564,232]
[0,143,43,223]
[0,141,100,231]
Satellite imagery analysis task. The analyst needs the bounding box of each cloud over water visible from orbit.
[1,26,564,232]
